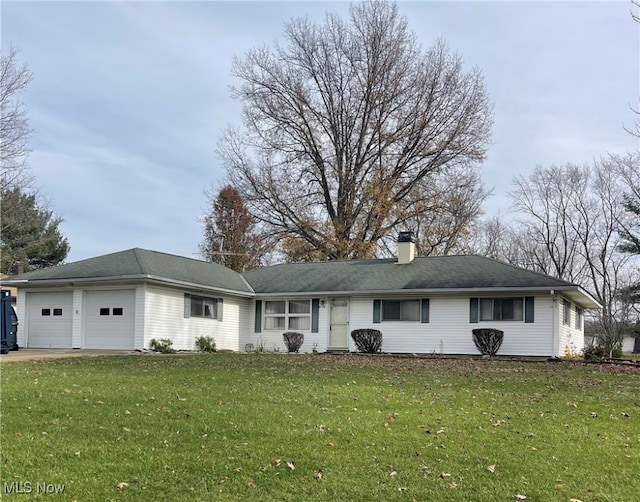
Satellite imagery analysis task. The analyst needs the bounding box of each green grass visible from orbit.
[1,354,638,501]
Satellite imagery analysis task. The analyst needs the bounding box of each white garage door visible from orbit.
[84,290,135,349]
[27,292,73,348]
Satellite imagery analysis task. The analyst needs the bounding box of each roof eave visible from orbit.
[5,275,255,298]
[253,285,591,298]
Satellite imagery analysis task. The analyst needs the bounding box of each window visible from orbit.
[479,298,523,321]
[190,295,218,319]
[563,300,571,325]
[575,307,582,329]
[382,300,420,321]
[264,300,311,331]
[100,308,110,316]
[113,307,123,316]
[53,308,63,316]
[41,308,51,316]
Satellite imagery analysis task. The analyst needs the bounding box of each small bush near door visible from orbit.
[351,329,383,353]
[471,328,504,356]
[149,338,176,354]
[195,336,217,353]
[283,332,304,353]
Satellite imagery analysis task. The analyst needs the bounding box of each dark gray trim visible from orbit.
[421,298,430,323]
[524,296,534,323]
[311,299,319,333]
[470,298,479,323]
[373,300,381,323]
[254,300,262,333]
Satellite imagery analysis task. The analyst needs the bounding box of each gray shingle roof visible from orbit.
[7,249,253,294]
[6,250,597,307]
[242,255,579,294]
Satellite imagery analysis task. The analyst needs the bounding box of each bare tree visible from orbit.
[609,151,640,255]
[1,46,33,190]
[625,1,640,137]
[378,164,490,256]
[509,164,589,282]
[219,0,493,260]
[199,185,266,271]
[508,160,639,354]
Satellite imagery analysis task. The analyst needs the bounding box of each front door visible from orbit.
[329,298,349,349]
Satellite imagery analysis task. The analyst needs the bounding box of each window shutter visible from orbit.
[421,299,430,323]
[184,294,191,318]
[311,299,320,333]
[470,298,479,323]
[524,296,534,323]
[373,300,381,323]
[254,300,262,333]
[217,298,224,322]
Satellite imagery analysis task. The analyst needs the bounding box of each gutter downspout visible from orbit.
[550,290,557,357]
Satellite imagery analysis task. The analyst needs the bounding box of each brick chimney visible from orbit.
[17,263,24,275]
[397,232,416,264]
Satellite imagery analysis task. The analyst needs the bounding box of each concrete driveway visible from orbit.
[0,349,134,362]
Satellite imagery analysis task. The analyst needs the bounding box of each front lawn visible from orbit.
[1,354,638,501]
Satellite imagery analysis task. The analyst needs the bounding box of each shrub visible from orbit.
[283,332,304,353]
[583,344,606,361]
[149,338,176,354]
[195,336,217,353]
[472,328,504,356]
[611,346,623,358]
[351,329,383,354]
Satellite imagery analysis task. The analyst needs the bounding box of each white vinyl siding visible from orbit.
[350,295,556,356]
[557,296,584,357]
[144,285,242,351]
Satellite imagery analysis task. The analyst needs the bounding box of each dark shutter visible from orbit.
[470,298,479,323]
[373,300,381,323]
[421,299,430,323]
[217,298,224,321]
[254,300,262,333]
[524,296,534,323]
[184,294,191,318]
[311,299,320,333]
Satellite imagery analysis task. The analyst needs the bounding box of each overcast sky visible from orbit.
[3,0,638,263]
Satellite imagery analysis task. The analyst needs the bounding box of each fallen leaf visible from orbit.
[390,471,397,477]
[439,472,450,479]
[272,459,281,466]
[315,470,323,481]
[247,481,255,488]
[590,412,597,418]
[287,461,295,470]
[515,495,527,500]
[554,483,564,489]
[116,482,128,489]
[569,499,584,502]
[125,410,131,415]
[529,446,538,451]
[488,464,496,473]
[327,441,336,447]
[450,482,458,489]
